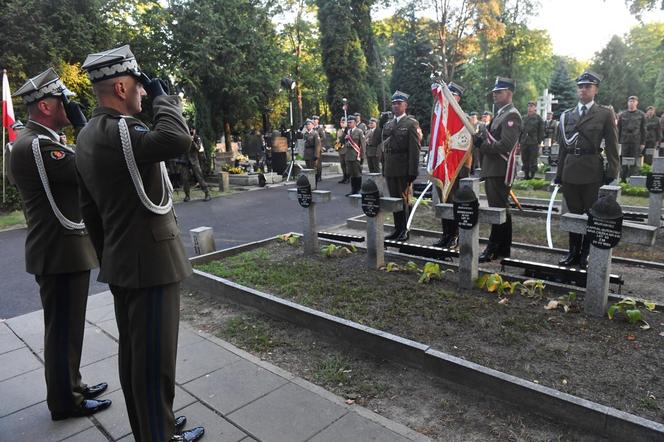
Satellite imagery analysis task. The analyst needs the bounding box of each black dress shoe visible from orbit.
[83,382,108,399]
[432,236,447,247]
[394,230,409,242]
[478,244,499,263]
[175,416,187,433]
[51,399,112,421]
[172,426,205,441]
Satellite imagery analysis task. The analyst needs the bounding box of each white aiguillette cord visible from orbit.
[118,118,173,215]
[31,136,85,230]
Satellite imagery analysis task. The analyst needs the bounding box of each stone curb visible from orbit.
[183,236,664,441]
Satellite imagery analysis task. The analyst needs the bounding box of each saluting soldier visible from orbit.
[381,90,420,241]
[618,96,646,180]
[336,117,349,183]
[519,101,545,180]
[76,46,204,442]
[476,77,522,262]
[302,118,321,181]
[344,115,365,195]
[10,68,111,421]
[644,106,661,165]
[365,117,381,173]
[554,70,619,269]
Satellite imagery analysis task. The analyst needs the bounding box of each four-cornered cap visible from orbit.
[491,76,515,92]
[452,186,478,204]
[13,68,75,104]
[82,45,142,83]
[311,115,320,120]
[369,117,378,123]
[576,70,602,86]
[448,82,465,97]
[469,111,479,117]
[590,195,622,220]
[361,179,379,195]
[527,101,536,106]
[391,90,409,102]
[482,111,493,116]
[304,119,314,125]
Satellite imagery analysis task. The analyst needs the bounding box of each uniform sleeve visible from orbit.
[604,108,620,181]
[481,114,521,155]
[76,170,104,260]
[640,114,646,145]
[40,142,78,185]
[408,120,420,177]
[127,95,192,164]
[538,117,545,143]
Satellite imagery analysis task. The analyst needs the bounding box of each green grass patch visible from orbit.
[223,315,279,353]
[314,355,352,385]
[0,210,25,229]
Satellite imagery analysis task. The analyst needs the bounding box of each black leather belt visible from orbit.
[566,146,600,156]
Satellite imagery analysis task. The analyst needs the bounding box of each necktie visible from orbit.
[580,105,587,117]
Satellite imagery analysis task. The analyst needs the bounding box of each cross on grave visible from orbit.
[347,178,404,269]
[559,185,657,317]
[435,178,506,290]
[626,157,664,227]
[536,88,558,119]
[287,174,332,255]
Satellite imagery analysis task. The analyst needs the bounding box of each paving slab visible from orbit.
[175,339,240,384]
[0,322,25,355]
[177,326,206,348]
[175,402,247,442]
[0,367,46,417]
[96,318,119,340]
[309,410,412,442]
[86,290,114,311]
[6,310,44,353]
[85,303,117,324]
[183,358,288,414]
[79,326,119,367]
[61,426,110,441]
[0,401,93,441]
[0,346,42,382]
[80,355,121,395]
[228,382,347,442]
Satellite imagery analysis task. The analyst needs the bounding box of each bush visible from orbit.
[511,178,549,191]
[619,182,649,197]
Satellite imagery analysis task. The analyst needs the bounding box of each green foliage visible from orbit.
[314,355,352,385]
[511,178,549,190]
[320,243,357,258]
[477,273,545,302]
[381,260,452,283]
[549,57,579,116]
[224,316,278,353]
[590,36,633,111]
[640,163,652,175]
[278,233,301,246]
[620,182,650,197]
[607,297,655,329]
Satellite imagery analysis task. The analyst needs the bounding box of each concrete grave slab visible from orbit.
[228,382,346,442]
[183,358,288,414]
[0,401,93,442]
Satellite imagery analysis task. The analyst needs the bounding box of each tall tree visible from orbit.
[548,57,578,116]
[624,22,664,107]
[655,69,664,111]
[352,0,384,111]
[591,35,632,111]
[317,0,377,123]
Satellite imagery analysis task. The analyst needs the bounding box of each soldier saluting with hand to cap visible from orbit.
[10,68,111,421]
[75,45,204,442]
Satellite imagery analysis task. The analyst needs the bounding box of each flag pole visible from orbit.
[2,68,6,204]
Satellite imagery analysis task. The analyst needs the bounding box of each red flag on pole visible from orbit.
[427,83,474,202]
[2,70,16,142]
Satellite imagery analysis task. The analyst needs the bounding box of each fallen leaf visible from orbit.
[498,298,509,305]
[627,334,637,341]
[563,305,570,313]
[545,300,559,310]
[658,332,664,337]
[562,379,568,385]
[345,399,355,405]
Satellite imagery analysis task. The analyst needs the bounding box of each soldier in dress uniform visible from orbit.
[543,112,558,146]
[475,77,522,262]
[75,45,204,442]
[433,82,472,249]
[310,115,325,181]
[302,119,321,180]
[644,106,661,165]
[344,115,365,195]
[554,70,619,268]
[381,90,420,241]
[618,96,646,180]
[354,112,368,133]
[336,117,349,183]
[519,101,545,179]
[365,117,381,173]
[10,68,111,421]
[180,127,210,202]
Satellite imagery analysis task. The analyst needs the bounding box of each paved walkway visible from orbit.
[0,291,428,442]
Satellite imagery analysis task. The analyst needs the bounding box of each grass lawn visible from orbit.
[0,210,25,230]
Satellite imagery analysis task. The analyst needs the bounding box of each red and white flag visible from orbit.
[2,70,16,142]
[427,83,473,202]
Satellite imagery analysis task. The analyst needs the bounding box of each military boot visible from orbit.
[432,219,451,247]
[558,233,582,267]
[578,235,591,269]
[386,211,405,240]
[497,214,512,258]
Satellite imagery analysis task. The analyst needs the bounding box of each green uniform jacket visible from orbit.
[75,95,193,288]
[520,113,544,146]
[365,127,379,157]
[316,125,327,149]
[345,127,365,163]
[544,119,558,143]
[618,110,646,144]
[336,128,346,155]
[10,121,98,275]
[556,104,619,184]
[382,115,420,177]
[645,116,662,145]
[302,130,321,161]
[479,104,522,178]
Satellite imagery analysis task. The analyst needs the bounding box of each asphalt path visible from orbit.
[0,176,360,319]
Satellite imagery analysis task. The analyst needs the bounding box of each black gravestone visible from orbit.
[361,179,380,218]
[646,172,664,194]
[296,175,312,208]
[452,186,479,229]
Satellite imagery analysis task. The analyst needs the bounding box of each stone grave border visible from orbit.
[345,214,664,271]
[183,234,664,441]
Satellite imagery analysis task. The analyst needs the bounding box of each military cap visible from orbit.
[82,45,142,83]
[10,120,25,130]
[491,76,515,92]
[13,68,75,104]
[391,90,409,102]
[576,70,601,86]
[311,115,320,120]
[482,111,493,116]
[469,111,479,117]
[448,82,465,97]
[646,106,655,111]
[347,115,357,122]
[369,117,378,123]
[527,101,536,106]
[628,95,638,101]
[304,119,314,125]
[353,112,361,117]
